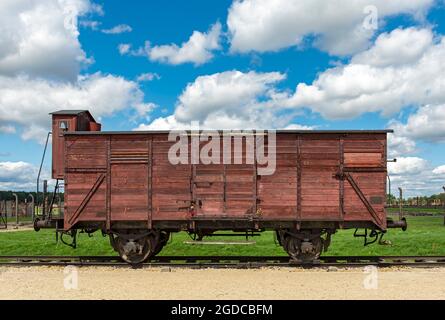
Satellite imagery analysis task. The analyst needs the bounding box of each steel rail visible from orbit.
[1,255,445,268]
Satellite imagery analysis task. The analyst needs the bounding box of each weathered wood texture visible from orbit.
[63,132,388,230]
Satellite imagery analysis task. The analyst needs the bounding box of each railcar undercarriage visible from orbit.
[34,219,404,265]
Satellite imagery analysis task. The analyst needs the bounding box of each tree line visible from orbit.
[0,191,64,203]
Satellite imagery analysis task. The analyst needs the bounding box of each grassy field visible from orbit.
[0,216,444,256]
[387,207,444,214]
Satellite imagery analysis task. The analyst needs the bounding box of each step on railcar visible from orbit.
[34,110,407,265]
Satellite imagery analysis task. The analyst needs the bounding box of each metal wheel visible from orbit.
[281,231,324,262]
[152,231,170,256]
[115,232,156,265]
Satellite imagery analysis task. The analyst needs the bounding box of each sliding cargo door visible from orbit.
[299,135,341,220]
[257,134,298,219]
[110,136,149,221]
[192,134,257,217]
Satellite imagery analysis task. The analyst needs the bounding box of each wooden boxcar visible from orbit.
[38,110,406,264]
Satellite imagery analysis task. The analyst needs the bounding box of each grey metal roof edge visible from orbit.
[65,129,394,135]
[49,110,89,115]
[49,110,97,122]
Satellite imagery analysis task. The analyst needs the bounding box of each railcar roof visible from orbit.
[65,129,393,135]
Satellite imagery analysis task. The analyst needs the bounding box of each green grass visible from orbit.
[4,216,34,223]
[0,216,444,256]
[387,207,444,214]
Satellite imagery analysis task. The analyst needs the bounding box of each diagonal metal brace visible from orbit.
[68,173,106,225]
[337,172,384,227]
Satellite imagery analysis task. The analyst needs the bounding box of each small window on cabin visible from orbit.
[59,121,68,136]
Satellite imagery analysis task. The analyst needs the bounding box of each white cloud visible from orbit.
[433,165,445,175]
[352,27,433,67]
[0,0,99,82]
[281,28,445,119]
[133,102,157,121]
[102,24,132,34]
[136,73,160,82]
[123,22,222,65]
[284,124,316,130]
[0,125,16,134]
[80,20,101,30]
[118,43,131,55]
[388,157,428,175]
[137,70,306,131]
[390,104,445,143]
[0,0,156,145]
[387,133,417,158]
[0,161,50,191]
[387,157,445,196]
[174,70,285,122]
[0,73,154,143]
[227,0,433,55]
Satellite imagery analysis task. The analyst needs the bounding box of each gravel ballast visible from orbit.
[0,266,444,300]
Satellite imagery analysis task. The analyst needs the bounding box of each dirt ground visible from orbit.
[1,266,445,300]
[0,227,34,233]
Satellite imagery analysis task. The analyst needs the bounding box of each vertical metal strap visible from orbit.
[63,136,68,227]
[223,163,227,213]
[383,135,388,209]
[191,157,197,215]
[297,134,302,220]
[147,136,153,229]
[339,136,345,220]
[106,136,111,231]
[253,133,258,215]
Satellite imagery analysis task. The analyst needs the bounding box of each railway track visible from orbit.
[1,255,445,268]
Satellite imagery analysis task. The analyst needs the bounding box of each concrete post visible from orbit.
[398,187,403,221]
[442,186,445,226]
[13,193,18,228]
[29,194,35,221]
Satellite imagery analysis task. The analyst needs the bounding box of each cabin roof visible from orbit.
[50,110,96,122]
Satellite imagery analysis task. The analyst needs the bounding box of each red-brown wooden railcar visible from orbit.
[37,110,406,264]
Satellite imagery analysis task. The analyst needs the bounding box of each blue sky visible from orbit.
[0,0,444,196]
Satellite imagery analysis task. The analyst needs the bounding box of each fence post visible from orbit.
[442,186,445,226]
[29,194,35,221]
[43,180,48,219]
[398,187,403,221]
[13,193,18,228]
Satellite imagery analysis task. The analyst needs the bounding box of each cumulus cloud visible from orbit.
[0,161,50,191]
[121,22,222,65]
[389,104,445,143]
[0,0,156,145]
[136,73,160,82]
[227,0,433,55]
[352,28,433,67]
[388,157,445,196]
[0,73,153,143]
[281,28,445,120]
[387,133,417,158]
[102,24,132,34]
[137,70,306,130]
[118,44,131,55]
[433,165,445,175]
[0,0,99,82]
[388,157,428,175]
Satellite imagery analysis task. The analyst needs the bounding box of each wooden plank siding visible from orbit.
[63,132,388,230]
